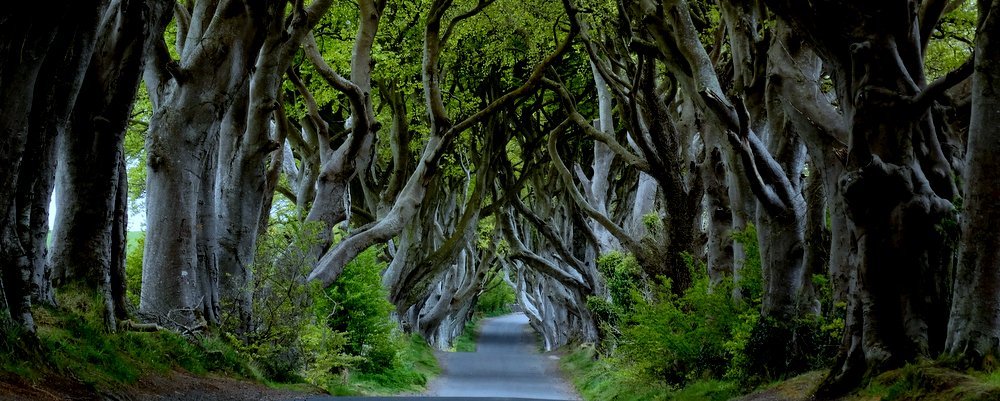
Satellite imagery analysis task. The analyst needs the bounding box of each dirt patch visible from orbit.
[0,371,325,401]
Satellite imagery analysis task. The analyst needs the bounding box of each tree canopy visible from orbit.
[2,0,998,397]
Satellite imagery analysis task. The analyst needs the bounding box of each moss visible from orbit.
[871,364,1000,401]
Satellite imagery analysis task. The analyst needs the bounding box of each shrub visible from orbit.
[221,219,356,383]
[617,270,745,386]
[732,226,842,386]
[319,246,400,373]
[604,226,765,388]
[588,251,646,350]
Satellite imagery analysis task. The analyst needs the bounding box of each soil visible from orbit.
[0,370,326,401]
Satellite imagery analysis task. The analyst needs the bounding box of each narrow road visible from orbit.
[326,312,579,401]
[425,313,579,400]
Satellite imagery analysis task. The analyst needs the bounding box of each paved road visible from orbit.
[323,313,579,401]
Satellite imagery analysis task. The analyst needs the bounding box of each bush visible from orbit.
[599,227,762,388]
[617,270,746,386]
[221,219,357,383]
[588,251,646,349]
[320,246,400,373]
[605,224,842,390]
[732,227,842,386]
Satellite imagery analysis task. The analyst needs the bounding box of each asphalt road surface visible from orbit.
[322,313,579,401]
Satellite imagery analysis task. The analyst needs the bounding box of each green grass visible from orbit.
[561,345,670,401]
[325,333,440,396]
[451,319,479,352]
[1,288,259,391]
[862,363,1000,401]
[560,344,741,401]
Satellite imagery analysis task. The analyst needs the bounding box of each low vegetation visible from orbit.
[0,289,257,393]
[0,219,439,398]
[565,226,841,399]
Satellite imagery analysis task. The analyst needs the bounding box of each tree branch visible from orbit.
[547,120,643,254]
[544,77,650,171]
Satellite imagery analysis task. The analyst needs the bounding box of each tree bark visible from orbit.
[945,0,1000,367]
[215,0,335,330]
[758,1,968,393]
[1,1,104,335]
[140,0,272,326]
[51,0,153,330]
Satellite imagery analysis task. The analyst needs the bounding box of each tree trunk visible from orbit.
[299,1,384,261]
[945,0,1000,367]
[141,101,222,326]
[140,0,276,327]
[1,1,105,335]
[51,0,150,330]
[750,1,971,393]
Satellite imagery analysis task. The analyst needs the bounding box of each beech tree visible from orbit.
[50,0,167,330]
[757,0,972,393]
[9,1,1000,398]
[946,0,1000,367]
[139,0,334,327]
[1,0,154,337]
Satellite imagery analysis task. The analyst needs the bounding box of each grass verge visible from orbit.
[560,344,739,401]
[324,333,440,396]
[0,290,259,394]
[452,319,479,352]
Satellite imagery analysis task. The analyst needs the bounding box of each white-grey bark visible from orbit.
[141,0,276,326]
[946,0,1000,365]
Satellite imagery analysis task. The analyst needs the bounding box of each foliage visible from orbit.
[561,345,670,401]
[560,344,737,401]
[124,231,144,307]
[221,219,359,383]
[0,287,256,390]
[124,85,150,213]
[616,265,747,387]
[586,225,841,392]
[320,246,400,373]
[324,334,441,396]
[730,225,763,303]
[474,274,516,317]
[925,1,977,79]
[732,230,842,387]
[587,251,646,350]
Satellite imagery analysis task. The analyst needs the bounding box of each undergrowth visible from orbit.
[569,225,842,399]
[560,345,737,401]
[3,217,440,398]
[325,333,440,396]
[0,288,256,391]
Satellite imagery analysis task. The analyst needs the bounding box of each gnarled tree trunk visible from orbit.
[946,0,1000,368]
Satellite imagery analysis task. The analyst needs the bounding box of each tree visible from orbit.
[1,0,108,337]
[761,0,972,394]
[946,0,1000,368]
[50,0,167,330]
[140,0,333,327]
